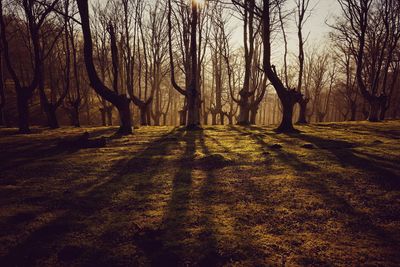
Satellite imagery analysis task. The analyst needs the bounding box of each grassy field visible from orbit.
[0,121,399,266]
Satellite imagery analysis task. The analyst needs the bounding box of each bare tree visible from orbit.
[261,0,302,132]
[295,0,312,124]
[0,0,59,133]
[337,0,400,121]
[168,0,202,129]
[77,0,132,134]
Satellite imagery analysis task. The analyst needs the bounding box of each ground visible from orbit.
[0,121,399,266]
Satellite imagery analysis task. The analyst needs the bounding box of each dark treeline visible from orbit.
[0,0,399,134]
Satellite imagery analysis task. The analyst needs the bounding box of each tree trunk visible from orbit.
[203,112,208,125]
[277,99,296,133]
[296,97,308,124]
[179,109,187,126]
[116,96,132,134]
[44,104,59,129]
[106,106,113,126]
[368,97,381,122]
[100,108,106,126]
[220,112,225,125]
[16,90,30,134]
[379,96,388,121]
[250,108,257,125]
[146,107,151,126]
[349,103,357,121]
[228,115,233,125]
[139,106,147,126]
[153,113,161,126]
[237,102,250,125]
[186,88,201,129]
[211,112,217,125]
[71,106,80,127]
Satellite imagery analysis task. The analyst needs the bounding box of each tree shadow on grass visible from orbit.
[133,130,196,266]
[231,126,400,263]
[283,132,400,191]
[0,128,186,266]
[229,126,318,173]
[0,128,117,173]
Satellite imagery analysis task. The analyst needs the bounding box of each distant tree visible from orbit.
[167,0,203,129]
[63,9,84,127]
[337,0,400,121]
[295,0,312,124]
[0,0,59,133]
[38,0,72,129]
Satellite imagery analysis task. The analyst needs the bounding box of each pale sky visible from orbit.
[228,0,342,60]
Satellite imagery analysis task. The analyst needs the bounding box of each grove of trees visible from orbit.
[0,0,399,134]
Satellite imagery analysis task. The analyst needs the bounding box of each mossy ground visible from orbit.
[0,121,399,266]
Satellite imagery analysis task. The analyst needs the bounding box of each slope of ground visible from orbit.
[0,121,399,266]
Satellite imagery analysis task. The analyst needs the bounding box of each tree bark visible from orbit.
[16,90,31,134]
[297,97,308,124]
[368,97,381,122]
[278,98,296,132]
[250,107,258,125]
[116,96,132,135]
[237,101,250,125]
[350,103,357,121]
[77,0,132,135]
[44,103,59,129]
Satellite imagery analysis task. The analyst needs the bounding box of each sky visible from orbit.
[228,0,342,60]
[95,0,343,61]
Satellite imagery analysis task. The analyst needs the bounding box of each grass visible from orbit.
[0,121,399,266]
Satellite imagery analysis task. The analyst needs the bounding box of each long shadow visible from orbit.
[133,129,197,266]
[234,126,400,260]
[229,126,318,173]
[284,132,400,191]
[0,128,184,266]
[0,128,116,172]
[196,131,229,265]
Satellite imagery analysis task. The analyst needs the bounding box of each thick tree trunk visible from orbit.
[44,104,59,129]
[219,112,225,125]
[179,109,187,126]
[349,103,357,121]
[211,112,217,125]
[203,112,208,125]
[277,97,297,133]
[99,108,106,126]
[186,88,201,130]
[228,115,234,125]
[16,91,30,134]
[116,96,132,134]
[379,96,388,121]
[237,102,250,125]
[139,106,147,126]
[250,108,257,125]
[106,106,113,126]
[368,97,381,122]
[277,101,296,132]
[153,113,161,126]
[70,106,80,127]
[296,97,308,124]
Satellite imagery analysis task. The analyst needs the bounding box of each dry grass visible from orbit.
[0,121,399,266]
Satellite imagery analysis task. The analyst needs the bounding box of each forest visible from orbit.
[0,0,399,266]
